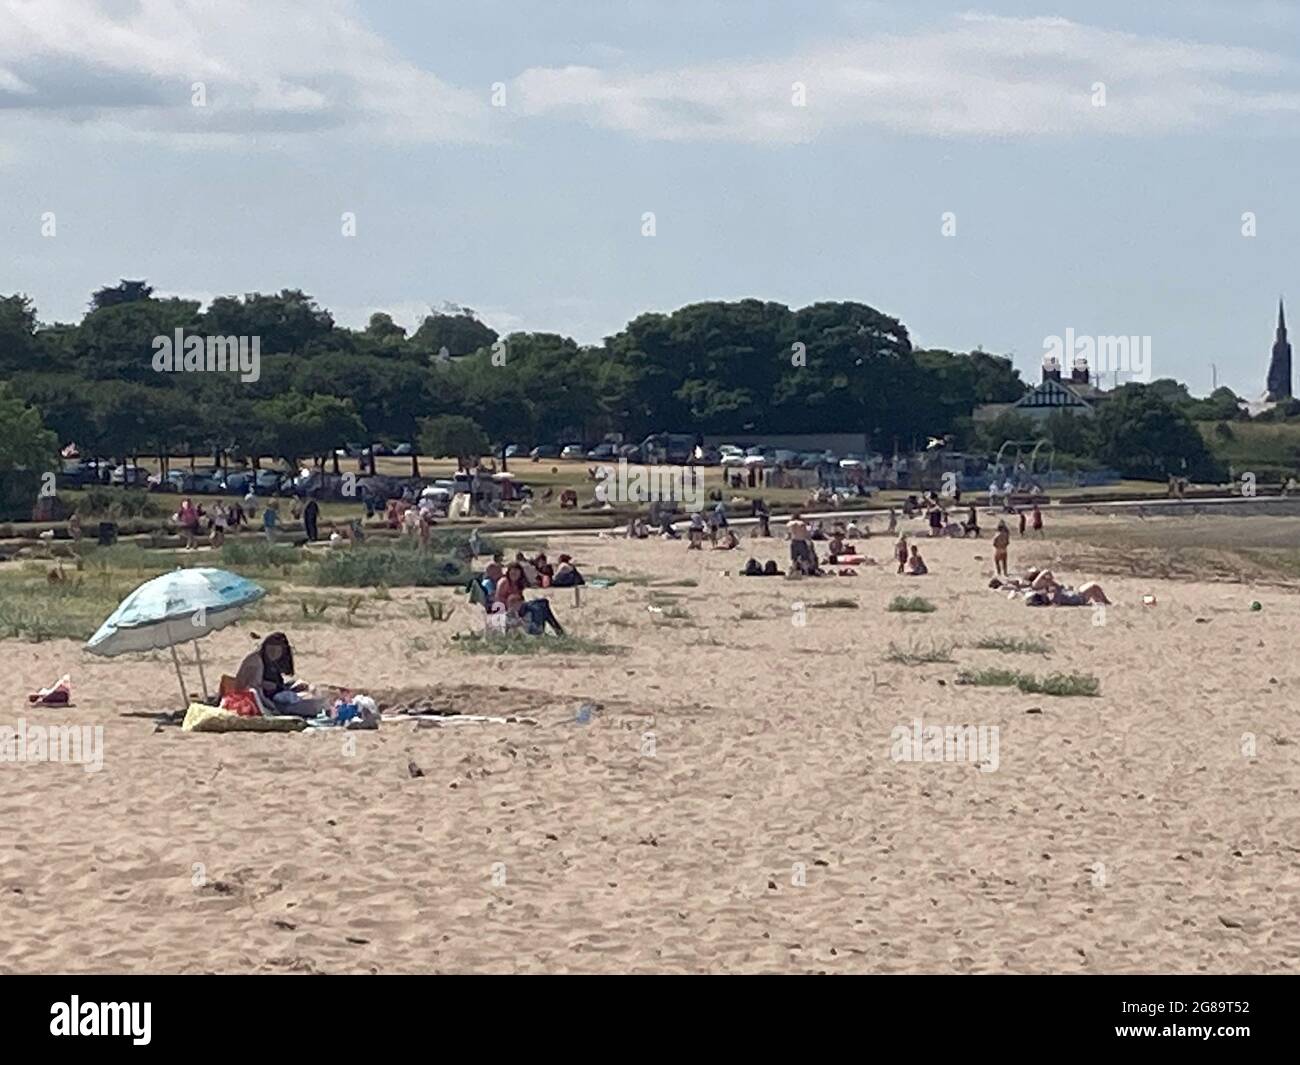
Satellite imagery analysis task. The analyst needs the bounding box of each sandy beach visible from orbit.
[2,514,1298,973]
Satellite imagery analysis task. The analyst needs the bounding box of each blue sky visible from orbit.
[2,0,1298,396]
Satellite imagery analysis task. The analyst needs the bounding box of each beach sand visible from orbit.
[2,515,1298,973]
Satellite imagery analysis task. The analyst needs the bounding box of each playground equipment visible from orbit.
[993,439,1056,482]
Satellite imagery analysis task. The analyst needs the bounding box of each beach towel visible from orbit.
[181,702,308,733]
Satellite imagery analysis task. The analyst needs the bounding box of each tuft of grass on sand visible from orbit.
[808,597,858,610]
[956,667,1100,697]
[736,609,764,621]
[974,635,1051,656]
[888,595,936,614]
[313,546,468,588]
[652,578,699,588]
[885,639,957,665]
[452,632,616,656]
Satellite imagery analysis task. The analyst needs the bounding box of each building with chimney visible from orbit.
[973,356,1110,424]
[1266,298,1292,401]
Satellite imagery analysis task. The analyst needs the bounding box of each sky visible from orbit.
[1,0,1298,397]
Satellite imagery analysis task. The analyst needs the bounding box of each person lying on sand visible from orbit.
[234,632,326,717]
[712,528,739,550]
[505,593,565,636]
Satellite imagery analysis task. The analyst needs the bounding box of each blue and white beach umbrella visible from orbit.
[85,567,266,704]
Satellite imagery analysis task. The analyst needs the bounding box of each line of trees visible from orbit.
[0,280,1264,486]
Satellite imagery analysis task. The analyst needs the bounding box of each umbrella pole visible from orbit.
[169,645,189,707]
[193,640,209,702]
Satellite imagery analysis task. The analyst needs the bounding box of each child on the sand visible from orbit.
[992,521,1010,576]
[1031,504,1043,537]
[906,545,928,576]
[895,535,909,574]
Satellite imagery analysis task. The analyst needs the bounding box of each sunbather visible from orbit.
[506,594,565,636]
[233,632,325,717]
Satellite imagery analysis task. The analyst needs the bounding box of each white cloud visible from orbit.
[0,0,489,143]
[512,14,1300,141]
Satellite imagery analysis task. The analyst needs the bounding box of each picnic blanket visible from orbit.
[181,702,308,733]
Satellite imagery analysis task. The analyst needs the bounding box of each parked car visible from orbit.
[586,443,617,460]
[393,443,414,456]
[254,469,288,495]
[370,443,392,457]
[697,446,722,465]
[503,443,522,458]
[110,464,149,487]
[529,444,561,460]
[617,443,643,461]
[159,470,224,494]
[56,460,103,490]
[560,444,585,460]
[773,449,800,467]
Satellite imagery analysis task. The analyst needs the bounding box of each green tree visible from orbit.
[410,311,498,360]
[1093,384,1222,480]
[420,414,490,471]
[254,393,366,472]
[0,384,60,520]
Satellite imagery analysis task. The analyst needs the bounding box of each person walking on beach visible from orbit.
[263,498,279,543]
[1031,503,1044,538]
[1018,509,1027,537]
[887,507,897,534]
[894,534,909,574]
[787,512,817,575]
[992,520,1010,576]
[176,497,199,550]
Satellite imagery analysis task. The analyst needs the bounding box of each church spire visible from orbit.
[1267,296,1293,401]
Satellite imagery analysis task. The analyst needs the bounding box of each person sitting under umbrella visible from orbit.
[234,632,325,717]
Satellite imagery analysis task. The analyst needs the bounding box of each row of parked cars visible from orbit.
[515,439,869,470]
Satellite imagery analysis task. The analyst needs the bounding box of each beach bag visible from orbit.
[220,688,262,718]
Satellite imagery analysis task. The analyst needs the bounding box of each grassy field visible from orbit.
[0,539,482,643]
[1199,420,1300,479]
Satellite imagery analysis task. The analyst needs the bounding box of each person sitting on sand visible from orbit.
[713,528,739,550]
[505,593,565,636]
[963,504,980,538]
[906,545,928,576]
[551,554,585,586]
[992,521,1010,576]
[234,632,325,717]
[494,562,530,605]
[514,552,540,585]
[894,534,909,574]
[532,553,554,585]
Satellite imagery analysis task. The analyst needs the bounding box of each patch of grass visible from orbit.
[956,667,1100,697]
[887,595,936,614]
[452,632,616,656]
[974,635,1051,655]
[955,667,1023,688]
[885,639,956,665]
[312,545,468,588]
[736,609,764,621]
[652,578,699,588]
[220,540,307,571]
[808,597,859,610]
[1025,672,1101,697]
